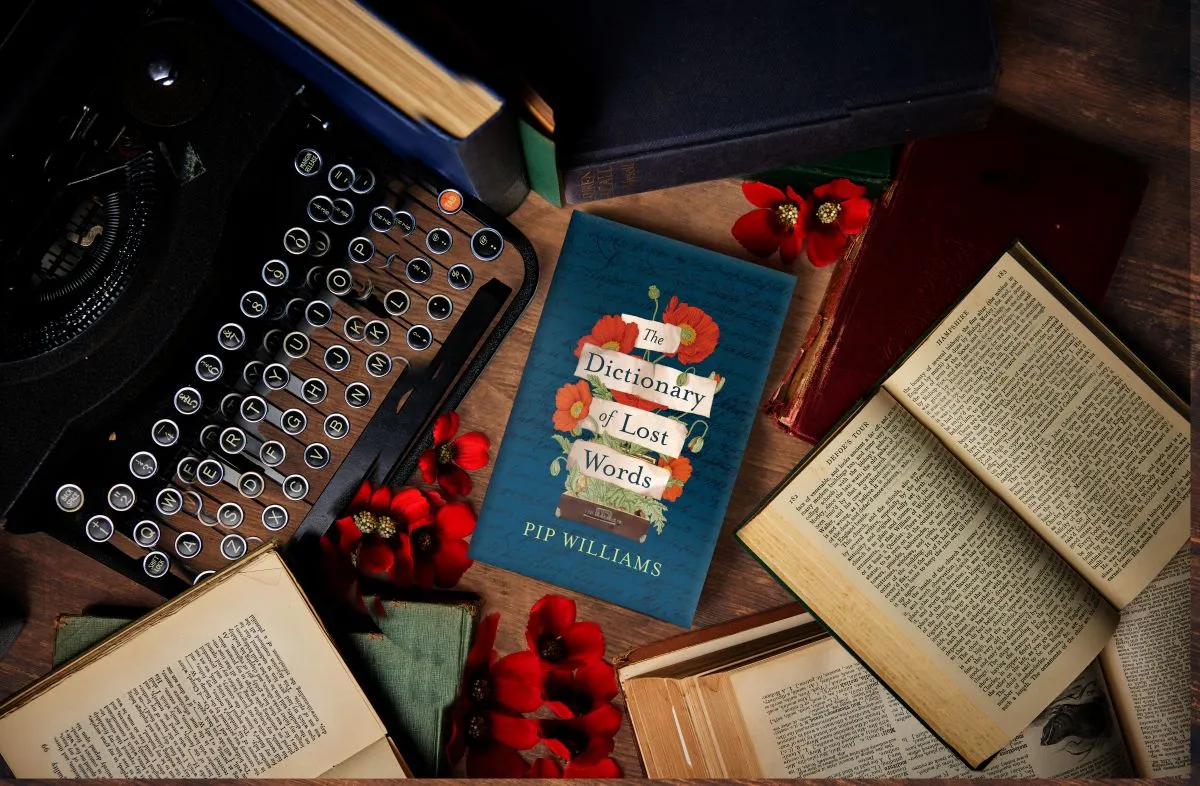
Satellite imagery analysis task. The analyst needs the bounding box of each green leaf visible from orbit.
[588,375,614,401]
[551,434,573,454]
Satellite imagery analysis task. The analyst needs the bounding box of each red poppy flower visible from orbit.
[565,757,622,778]
[574,314,638,358]
[611,390,665,412]
[419,411,491,496]
[803,178,871,267]
[661,296,720,364]
[658,455,693,502]
[327,481,417,587]
[539,704,622,763]
[526,595,605,671]
[544,661,618,719]
[731,181,809,264]
[553,380,592,431]
[410,499,477,589]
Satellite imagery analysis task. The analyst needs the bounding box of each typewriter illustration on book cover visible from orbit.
[471,213,794,625]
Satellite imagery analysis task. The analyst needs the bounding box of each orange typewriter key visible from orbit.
[437,188,464,214]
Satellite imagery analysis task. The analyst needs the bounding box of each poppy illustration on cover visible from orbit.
[547,286,724,542]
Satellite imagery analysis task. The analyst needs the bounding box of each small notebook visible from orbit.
[470,212,795,625]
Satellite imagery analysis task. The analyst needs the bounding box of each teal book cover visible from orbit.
[470,212,795,625]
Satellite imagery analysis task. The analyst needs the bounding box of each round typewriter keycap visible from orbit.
[242,360,264,386]
[107,484,136,512]
[85,515,113,543]
[305,300,333,327]
[282,474,309,501]
[283,297,305,323]
[425,227,452,255]
[345,382,371,408]
[304,443,331,469]
[328,163,355,192]
[364,320,389,346]
[221,534,248,560]
[199,424,220,451]
[143,551,170,578]
[307,195,334,223]
[351,168,375,194]
[133,520,161,548]
[176,456,198,484]
[294,148,322,176]
[129,451,158,480]
[193,570,215,584]
[217,502,244,528]
[343,315,367,341]
[283,227,311,255]
[324,345,351,372]
[331,198,355,225]
[240,395,267,423]
[262,505,289,531]
[173,387,202,415]
[238,472,265,499]
[326,268,354,296]
[348,237,375,264]
[156,488,184,516]
[196,459,224,487]
[280,408,307,436]
[383,289,410,316]
[283,331,310,359]
[220,427,247,455]
[427,294,453,321]
[365,352,392,377]
[260,440,286,467]
[324,413,350,440]
[217,322,245,351]
[262,259,290,287]
[311,230,331,257]
[262,328,283,354]
[369,206,395,232]
[405,257,433,284]
[407,325,433,350]
[394,210,416,235]
[437,189,464,214]
[470,227,504,261]
[195,354,223,382]
[55,483,85,513]
[240,290,268,319]
[263,363,290,391]
[220,393,243,420]
[301,378,328,405]
[448,264,474,290]
[152,418,180,447]
[175,532,202,558]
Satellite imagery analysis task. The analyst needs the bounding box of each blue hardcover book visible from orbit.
[471,213,795,625]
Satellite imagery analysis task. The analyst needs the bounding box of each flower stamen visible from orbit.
[774,202,799,228]
[815,201,842,224]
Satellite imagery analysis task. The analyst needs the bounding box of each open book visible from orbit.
[737,243,1189,768]
[0,547,409,778]
[619,595,1186,778]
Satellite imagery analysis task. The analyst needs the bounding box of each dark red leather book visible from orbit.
[767,109,1147,443]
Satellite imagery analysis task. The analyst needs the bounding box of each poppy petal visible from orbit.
[805,228,849,267]
[778,229,802,264]
[438,466,473,497]
[528,595,577,650]
[390,487,431,526]
[436,501,477,539]
[445,697,468,766]
[358,540,395,575]
[387,535,414,586]
[431,538,473,588]
[467,613,500,671]
[576,703,622,738]
[451,431,491,470]
[741,180,785,208]
[368,486,394,515]
[413,558,436,590]
[560,620,606,665]
[542,737,571,761]
[433,411,460,445]
[730,209,781,257]
[565,757,622,778]
[785,185,808,206]
[489,711,541,750]
[418,449,438,484]
[838,196,872,234]
[349,480,374,510]
[526,757,563,777]
[491,651,545,713]
[574,735,617,767]
[577,662,619,703]
[813,177,866,201]
[333,516,363,552]
[466,741,530,778]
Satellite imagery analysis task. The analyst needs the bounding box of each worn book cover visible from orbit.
[470,212,794,625]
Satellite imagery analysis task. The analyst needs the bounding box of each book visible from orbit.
[767,109,1148,443]
[455,0,996,203]
[213,0,528,213]
[737,243,1189,767]
[0,547,409,778]
[50,598,477,777]
[618,592,1188,778]
[470,212,795,625]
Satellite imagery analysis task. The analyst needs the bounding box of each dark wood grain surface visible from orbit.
[0,0,1192,781]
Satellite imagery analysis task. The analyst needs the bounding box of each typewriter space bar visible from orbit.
[292,278,510,543]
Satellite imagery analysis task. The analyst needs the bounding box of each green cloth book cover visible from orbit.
[470,212,795,625]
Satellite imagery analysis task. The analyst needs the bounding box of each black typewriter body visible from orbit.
[0,0,538,594]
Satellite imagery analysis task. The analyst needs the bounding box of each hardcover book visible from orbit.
[470,212,795,625]
[738,244,1189,767]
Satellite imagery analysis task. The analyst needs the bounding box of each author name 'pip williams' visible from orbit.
[522,521,663,577]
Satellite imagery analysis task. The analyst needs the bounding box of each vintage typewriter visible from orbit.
[0,0,537,594]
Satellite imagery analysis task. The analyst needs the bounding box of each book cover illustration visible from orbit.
[471,212,794,625]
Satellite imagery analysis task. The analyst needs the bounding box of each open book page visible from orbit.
[738,390,1117,766]
[729,637,1132,778]
[0,551,397,778]
[1098,546,1190,777]
[884,249,1189,608]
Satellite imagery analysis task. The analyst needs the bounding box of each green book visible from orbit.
[53,599,475,776]
[750,146,897,196]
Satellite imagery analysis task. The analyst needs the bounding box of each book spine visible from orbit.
[561,88,993,204]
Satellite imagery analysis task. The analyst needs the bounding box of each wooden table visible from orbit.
[0,0,1192,779]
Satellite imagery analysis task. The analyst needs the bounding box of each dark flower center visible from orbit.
[550,685,593,717]
[438,443,456,465]
[538,634,568,662]
[466,711,490,741]
[774,202,799,229]
[815,200,842,224]
[413,529,437,555]
[468,677,491,703]
[552,727,590,757]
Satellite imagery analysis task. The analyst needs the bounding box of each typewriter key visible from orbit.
[195,354,223,382]
[174,387,202,416]
[326,268,353,296]
[304,443,330,469]
[198,425,220,451]
[305,300,333,327]
[307,195,334,223]
[324,345,351,372]
[263,363,290,390]
[369,206,395,232]
[301,378,328,405]
[85,515,114,543]
[220,427,247,455]
[194,571,215,584]
[238,472,265,499]
[311,230,331,257]
[470,227,504,261]
[405,257,432,284]
[283,227,311,255]
[176,456,199,484]
[283,298,305,323]
[196,459,224,487]
[240,290,268,319]
[328,163,354,191]
[345,382,371,408]
[262,259,289,287]
[448,264,474,290]
[437,189,463,215]
[407,325,433,350]
[217,322,245,351]
[55,483,85,513]
[107,484,136,512]
[240,395,267,423]
[220,393,243,420]
[284,331,310,359]
[152,418,180,447]
[331,198,354,225]
[365,352,392,377]
[217,502,244,528]
[129,452,158,479]
[427,295,453,321]
[175,532,202,558]
[242,361,264,386]
[425,227,452,255]
[280,408,307,436]
[364,320,389,346]
[324,413,350,440]
[351,168,375,194]
[394,210,416,234]
[262,505,288,531]
[221,534,248,560]
[282,474,309,501]
[260,441,286,467]
[133,521,161,548]
[383,289,409,316]
[143,551,170,579]
[348,237,374,264]
[343,315,367,341]
[156,488,184,516]
[262,329,283,354]
[294,148,322,176]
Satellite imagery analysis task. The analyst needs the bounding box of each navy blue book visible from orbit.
[471,213,795,625]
